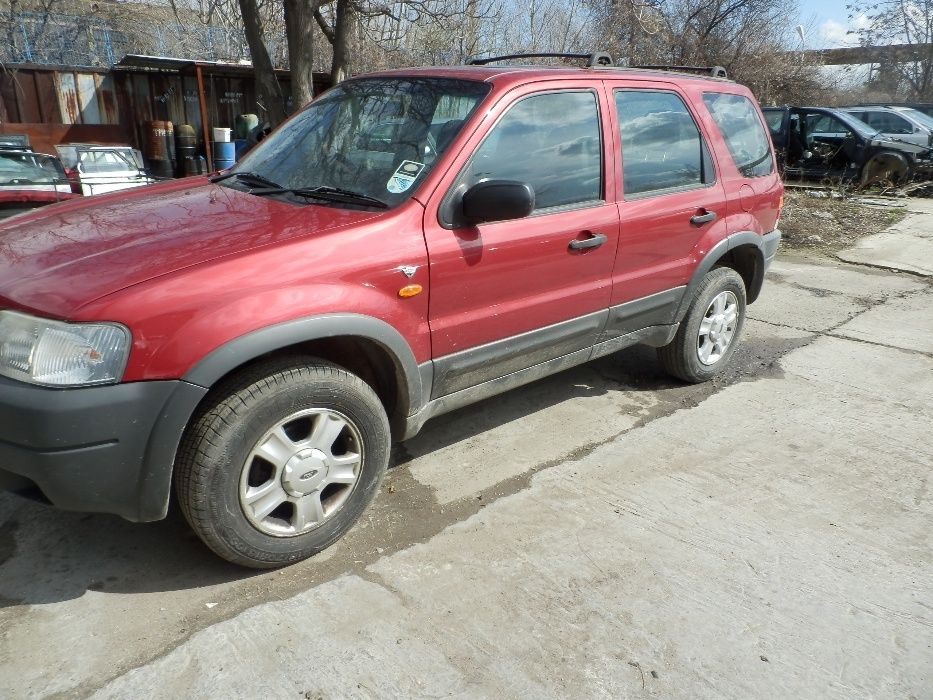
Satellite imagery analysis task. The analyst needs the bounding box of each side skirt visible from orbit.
[402,322,678,440]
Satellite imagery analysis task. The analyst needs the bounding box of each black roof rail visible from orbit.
[465,52,613,68]
[633,64,729,79]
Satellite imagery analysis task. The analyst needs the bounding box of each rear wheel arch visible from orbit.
[677,233,765,323]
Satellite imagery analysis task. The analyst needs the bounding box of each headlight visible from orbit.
[0,310,130,387]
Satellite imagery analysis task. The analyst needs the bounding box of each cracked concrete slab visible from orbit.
[834,289,933,356]
[837,197,933,276]
[401,369,658,505]
[89,334,933,700]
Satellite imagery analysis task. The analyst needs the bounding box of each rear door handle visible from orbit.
[569,232,608,250]
[690,210,717,226]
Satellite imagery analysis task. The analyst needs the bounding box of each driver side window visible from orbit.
[457,90,603,212]
[806,114,849,137]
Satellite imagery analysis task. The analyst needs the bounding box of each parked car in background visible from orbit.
[55,144,155,196]
[764,105,933,186]
[842,105,933,148]
[857,102,933,119]
[0,149,76,219]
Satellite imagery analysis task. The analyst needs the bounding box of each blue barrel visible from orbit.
[234,139,249,160]
[212,141,236,171]
[212,141,236,160]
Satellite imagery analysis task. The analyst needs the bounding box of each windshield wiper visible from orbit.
[251,184,389,209]
[209,171,284,189]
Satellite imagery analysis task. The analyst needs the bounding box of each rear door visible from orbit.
[605,81,729,328]
[422,81,619,398]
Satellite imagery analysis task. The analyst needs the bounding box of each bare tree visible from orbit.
[239,0,288,124]
[285,0,322,107]
[848,0,933,99]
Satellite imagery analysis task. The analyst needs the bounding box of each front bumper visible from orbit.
[0,377,206,521]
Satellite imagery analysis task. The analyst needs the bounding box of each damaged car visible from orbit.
[763,106,933,186]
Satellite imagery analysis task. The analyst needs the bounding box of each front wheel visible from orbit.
[175,358,390,568]
[860,151,910,188]
[657,267,747,383]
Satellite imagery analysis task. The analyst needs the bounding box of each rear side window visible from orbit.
[463,90,602,211]
[864,111,913,135]
[616,90,712,197]
[703,93,774,178]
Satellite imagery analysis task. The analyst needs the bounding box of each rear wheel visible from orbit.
[657,267,747,383]
[175,358,390,568]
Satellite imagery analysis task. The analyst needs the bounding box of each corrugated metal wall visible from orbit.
[1,65,326,163]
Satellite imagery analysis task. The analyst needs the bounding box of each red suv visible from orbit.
[0,55,781,567]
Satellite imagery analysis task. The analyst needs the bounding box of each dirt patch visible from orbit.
[780,189,906,250]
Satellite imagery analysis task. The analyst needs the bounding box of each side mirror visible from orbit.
[462,180,535,225]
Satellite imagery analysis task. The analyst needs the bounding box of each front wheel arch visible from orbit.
[860,150,911,187]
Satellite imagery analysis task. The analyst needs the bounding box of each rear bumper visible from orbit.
[763,229,781,271]
[0,377,206,521]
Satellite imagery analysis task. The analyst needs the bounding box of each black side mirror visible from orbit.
[462,180,535,225]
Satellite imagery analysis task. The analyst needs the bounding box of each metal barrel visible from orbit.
[212,141,236,161]
[145,120,175,162]
[148,159,174,179]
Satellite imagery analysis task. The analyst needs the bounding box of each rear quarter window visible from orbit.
[703,93,774,178]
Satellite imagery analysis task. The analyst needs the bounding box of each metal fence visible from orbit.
[0,12,270,68]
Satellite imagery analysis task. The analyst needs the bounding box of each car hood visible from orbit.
[868,136,931,155]
[0,177,382,317]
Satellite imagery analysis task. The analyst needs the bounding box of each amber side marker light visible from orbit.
[398,284,423,298]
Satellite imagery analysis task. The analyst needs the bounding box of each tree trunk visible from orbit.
[239,0,287,126]
[284,0,320,109]
[330,0,353,84]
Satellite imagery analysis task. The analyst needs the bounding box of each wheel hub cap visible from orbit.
[282,449,329,496]
[238,408,364,537]
[697,290,739,366]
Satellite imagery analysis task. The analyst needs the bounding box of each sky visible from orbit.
[801,0,870,49]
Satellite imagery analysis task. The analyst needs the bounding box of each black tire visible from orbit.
[657,267,747,383]
[175,357,390,568]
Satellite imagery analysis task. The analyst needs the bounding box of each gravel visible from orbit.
[780,190,906,249]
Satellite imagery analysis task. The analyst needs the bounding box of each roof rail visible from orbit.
[465,52,613,68]
[632,64,729,79]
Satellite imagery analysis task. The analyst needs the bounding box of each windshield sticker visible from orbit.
[387,160,425,193]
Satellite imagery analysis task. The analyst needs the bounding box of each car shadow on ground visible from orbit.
[0,342,769,607]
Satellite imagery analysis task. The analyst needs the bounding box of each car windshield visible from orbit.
[228,77,491,208]
[895,107,933,131]
[0,152,63,185]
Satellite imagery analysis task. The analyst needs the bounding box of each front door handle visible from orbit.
[569,232,608,250]
[690,210,717,226]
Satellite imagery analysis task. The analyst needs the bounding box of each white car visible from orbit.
[55,145,156,196]
[0,149,75,219]
[842,106,933,148]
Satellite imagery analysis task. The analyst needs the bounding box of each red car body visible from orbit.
[0,65,781,524]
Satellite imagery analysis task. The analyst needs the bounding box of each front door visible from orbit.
[422,85,619,398]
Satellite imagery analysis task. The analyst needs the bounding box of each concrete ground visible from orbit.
[1,210,931,699]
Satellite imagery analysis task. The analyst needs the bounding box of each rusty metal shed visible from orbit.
[0,55,331,170]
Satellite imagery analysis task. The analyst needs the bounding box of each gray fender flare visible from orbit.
[137,314,425,521]
[183,313,425,409]
[675,232,766,322]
